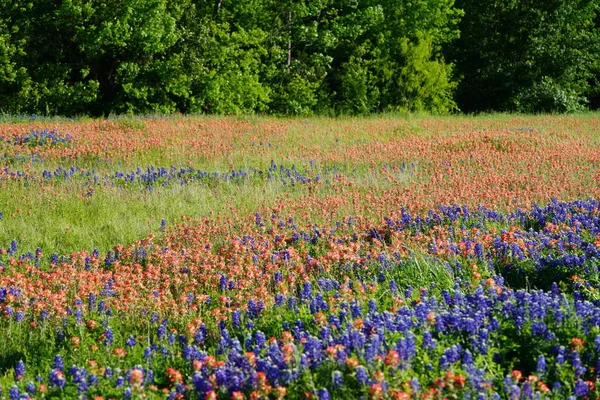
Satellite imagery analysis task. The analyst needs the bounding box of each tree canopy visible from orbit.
[0,0,598,115]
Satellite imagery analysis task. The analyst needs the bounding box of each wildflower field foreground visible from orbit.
[1,114,600,399]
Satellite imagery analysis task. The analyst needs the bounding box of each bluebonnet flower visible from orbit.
[49,369,65,387]
[332,371,343,388]
[463,350,474,366]
[300,282,312,301]
[254,331,267,348]
[75,308,82,323]
[25,382,36,394]
[143,347,153,359]
[274,271,283,283]
[104,327,114,345]
[88,374,98,386]
[572,351,586,377]
[77,381,88,395]
[88,292,96,312]
[595,335,600,354]
[350,301,362,318]
[356,366,369,385]
[536,355,546,376]
[574,380,589,397]
[53,355,64,371]
[14,360,25,380]
[15,311,24,322]
[192,372,212,393]
[275,294,285,306]
[232,310,241,328]
[422,331,437,350]
[219,274,227,292]
[522,381,533,398]
[157,323,167,339]
[150,311,159,323]
[126,335,136,347]
[317,388,330,400]
[9,386,21,400]
[531,321,547,336]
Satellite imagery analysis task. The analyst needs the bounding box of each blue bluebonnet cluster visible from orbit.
[1,199,600,398]
[4,274,600,398]
[0,160,415,190]
[4,129,73,148]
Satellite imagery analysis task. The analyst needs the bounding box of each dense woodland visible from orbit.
[1,0,599,116]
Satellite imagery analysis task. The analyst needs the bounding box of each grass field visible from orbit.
[0,114,600,398]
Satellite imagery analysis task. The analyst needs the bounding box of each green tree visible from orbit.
[450,0,600,113]
[0,0,191,116]
[0,2,35,113]
[0,0,465,116]
[326,0,462,114]
[177,0,272,114]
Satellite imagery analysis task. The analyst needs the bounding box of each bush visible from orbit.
[514,77,587,114]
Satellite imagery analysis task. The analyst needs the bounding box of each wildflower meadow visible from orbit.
[1,114,600,399]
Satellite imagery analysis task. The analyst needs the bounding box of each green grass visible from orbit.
[0,176,311,255]
[1,112,600,256]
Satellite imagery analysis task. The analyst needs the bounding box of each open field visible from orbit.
[1,114,600,398]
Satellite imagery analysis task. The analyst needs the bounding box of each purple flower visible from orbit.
[104,327,114,345]
[356,366,369,385]
[9,386,19,400]
[25,382,36,394]
[332,370,343,388]
[88,374,98,386]
[126,335,136,347]
[232,310,241,327]
[75,308,82,323]
[572,351,586,377]
[422,331,437,350]
[15,311,24,322]
[150,312,159,323]
[53,355,64,371]
[88,292,96,312]
[536,355,546,376]
[49,369,65,388]
[317,388,330,400]
[157,323,167,339]
[14,360,25,380]
[574,379,589,397]
[192,372,212,393]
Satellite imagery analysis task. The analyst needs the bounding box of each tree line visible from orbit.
[1,0,599,116]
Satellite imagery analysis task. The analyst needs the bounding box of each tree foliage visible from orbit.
[450,0,600,113]
[0,0,599,115]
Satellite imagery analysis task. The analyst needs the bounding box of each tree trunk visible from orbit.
[287,6,292,67]
[214,0,223,16]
